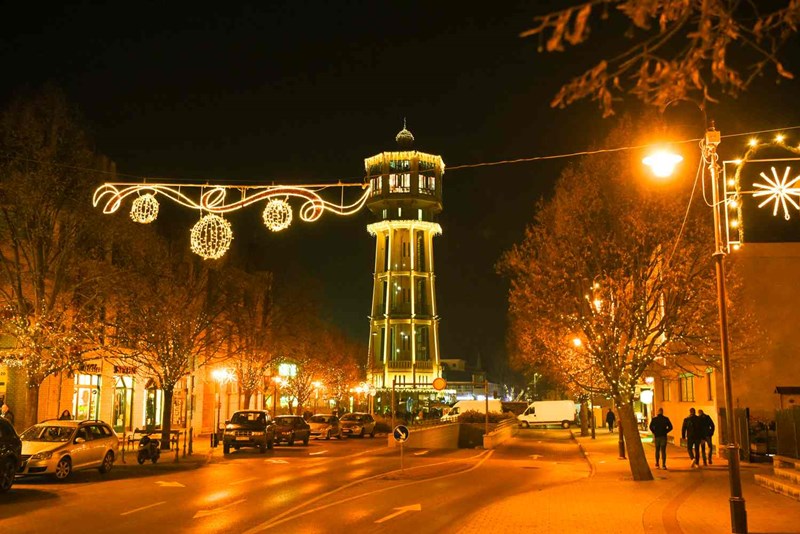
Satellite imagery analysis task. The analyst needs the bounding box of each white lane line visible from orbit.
[229,477,259,486]
[121,501,167,516]
[242,450,494,534]
[413,450,429,456]
[309,450,328,456]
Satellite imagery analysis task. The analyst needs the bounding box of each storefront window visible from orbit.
[72,373,101,421]
[113,376,134,433]
[143,379,163,431]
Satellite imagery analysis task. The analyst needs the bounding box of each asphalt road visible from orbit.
[0,428,588,533]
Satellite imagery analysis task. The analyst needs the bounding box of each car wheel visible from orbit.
[370,429,375,438]
[522,421,530,429]
[223,444,230,454]
[303,434,309,446]
[234,446,241,451]
[288,432,295,446]
[359,428,365,438]
[54,457,72,481]
[325,430,331,440]
[0,459,15,493]
[561,421,571,429]
[267,438,274,450]
[99,451,114,474]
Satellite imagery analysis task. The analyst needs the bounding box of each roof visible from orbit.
[775,386,800,395]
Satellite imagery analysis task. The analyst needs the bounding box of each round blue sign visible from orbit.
[393,425,409,443]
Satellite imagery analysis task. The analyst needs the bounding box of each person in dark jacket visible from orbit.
[0,403,14,427]
[697,409,716,465]
[681,407,701,467]
[605,409,616,433]
[649,407,674,469]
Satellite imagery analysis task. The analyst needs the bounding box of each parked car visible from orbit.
[340,412,376,438]
[222,410,275,454]
[18,420,118,480]
[308,414,342,440]
[272,416,311,446]
[0,418,21,493]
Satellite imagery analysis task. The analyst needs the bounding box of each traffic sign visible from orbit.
[393,425,409,443]
[432,377,446,391]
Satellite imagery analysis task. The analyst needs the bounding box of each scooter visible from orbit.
[137,434,161,464]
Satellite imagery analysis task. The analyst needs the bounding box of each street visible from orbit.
[0,429,586,533]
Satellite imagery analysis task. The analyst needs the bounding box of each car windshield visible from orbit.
[21,425,74,442]
[231,412,266,424]
[340,414,364,422]
[309,416,330,423]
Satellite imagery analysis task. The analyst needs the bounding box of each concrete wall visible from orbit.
[483,421,518,449]
[387,423,459,449]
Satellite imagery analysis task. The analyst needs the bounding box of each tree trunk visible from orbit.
[618,400,653,481]
[243,390,253,410]
[26,381,41,431]
[160,386,174,450]
[580,400,589,436]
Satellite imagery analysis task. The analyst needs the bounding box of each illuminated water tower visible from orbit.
[364,124,444,410]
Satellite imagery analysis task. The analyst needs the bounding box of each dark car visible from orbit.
[223,410,275,454]
[0,418,21,492]
[272,416,311,446]
[340,412,376,438]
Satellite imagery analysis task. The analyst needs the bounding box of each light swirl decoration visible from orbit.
[129,193,160,224]
[190,214,233,260]
[262,198,293,232]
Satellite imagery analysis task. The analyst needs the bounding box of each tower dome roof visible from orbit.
[395,119,415,149]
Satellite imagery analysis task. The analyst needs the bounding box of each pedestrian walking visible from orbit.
[697,409,715,465]
[0,403,14,426]
[681,407,701,468]
[606,409,616,433]
[649,407,673,470]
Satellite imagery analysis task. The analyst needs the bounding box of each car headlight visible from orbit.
[31,451,54,460]
[226,424,233,430]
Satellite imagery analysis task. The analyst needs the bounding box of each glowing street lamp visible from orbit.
[643,125,748,533]
[211,368,235,447]
[642,150,683,178]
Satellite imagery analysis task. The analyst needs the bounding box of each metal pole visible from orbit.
[273,381,278,417]
[484,379,489,436]
[215,390,221,447]
[391,378,396,431]
[706,124,747,533]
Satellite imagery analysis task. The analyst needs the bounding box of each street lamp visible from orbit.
[271,376,285,417]
[312,381,323,414]
[211,368,235,448]
[643,123,748,533]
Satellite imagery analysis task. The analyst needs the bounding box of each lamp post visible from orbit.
[211,368,234,448]
[272,376,284,417]
[312,381,323,414]
[644,123,747,533]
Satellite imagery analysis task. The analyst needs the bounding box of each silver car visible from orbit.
[308,414,342,440]
[18,420,119,480]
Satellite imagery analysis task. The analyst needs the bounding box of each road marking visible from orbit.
[264,459,288,464]
[243,449,494,534]
[155,481,185,487]
[309,450,328,456]
[375,504,422,524]
[194,498,247,519]
[413,450,429,456]
[229,477,259,486]
[121,501,166,516]
[529,454,542,460]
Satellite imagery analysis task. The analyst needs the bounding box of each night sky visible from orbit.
[3,2,800,379]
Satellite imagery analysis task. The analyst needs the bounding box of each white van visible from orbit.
[518,400,576,428]
[441,399,503,422]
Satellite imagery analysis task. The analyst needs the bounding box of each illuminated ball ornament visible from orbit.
[262,199,293,232]
[190,214,233,259]
[129,193,159,224]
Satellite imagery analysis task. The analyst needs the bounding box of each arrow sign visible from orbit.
[264,459,288,464]
[393,425,409,443]
[194,498,246,519]
[155,481,185,487]
[375,504,421,524]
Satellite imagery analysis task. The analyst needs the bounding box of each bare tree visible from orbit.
[497,117,759,480]
[522,1,800,116]
[0,86,115,427]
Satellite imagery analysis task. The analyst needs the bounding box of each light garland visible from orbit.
[130,193,160,224]
[262,199,293,232]
[190,214,233,260]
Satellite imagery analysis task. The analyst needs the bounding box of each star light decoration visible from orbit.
[724,134,800,248]
[93,182,370,260]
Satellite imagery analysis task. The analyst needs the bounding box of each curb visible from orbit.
[569,429,596,478]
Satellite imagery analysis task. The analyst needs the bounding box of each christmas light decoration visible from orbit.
[262,198,292,232]
[129,193,159,223]
[190,214,233,260]
[93,181,370,259]
[752,166,800,220]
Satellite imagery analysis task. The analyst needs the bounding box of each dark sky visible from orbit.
[3,1,800,379]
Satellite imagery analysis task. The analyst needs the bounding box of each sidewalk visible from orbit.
[115,432,219,469]
[459,430,800,533]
